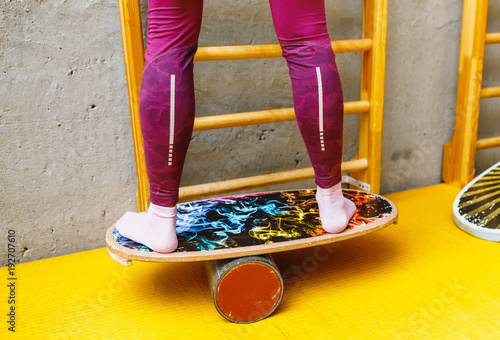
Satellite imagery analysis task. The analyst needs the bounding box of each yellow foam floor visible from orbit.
[3,184,500,339]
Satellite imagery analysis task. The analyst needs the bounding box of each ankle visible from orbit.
[317,182,342,197]
[149,203,177,218]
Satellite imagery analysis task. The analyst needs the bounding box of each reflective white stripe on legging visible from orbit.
[169,74,175,166]
[316,67,325,151]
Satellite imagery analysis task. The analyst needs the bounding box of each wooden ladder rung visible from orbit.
[179,159,368,201]
[476,136,500,150]
[480,86,500,99]
[485,32,500,44]
[193,100,370,132]
[194,39,372,61]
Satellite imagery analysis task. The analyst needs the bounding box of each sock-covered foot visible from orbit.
[116,203,178,253]
[316,183,357,234]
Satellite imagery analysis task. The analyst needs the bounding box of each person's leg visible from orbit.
[116,0,204,253]
[269,0,356,233]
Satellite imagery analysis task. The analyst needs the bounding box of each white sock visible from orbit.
[316,183,357,233]
[116,203,178,253]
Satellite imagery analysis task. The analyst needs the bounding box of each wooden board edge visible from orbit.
[106,248,133,266]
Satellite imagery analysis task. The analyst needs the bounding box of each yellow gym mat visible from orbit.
[3,184,500,339]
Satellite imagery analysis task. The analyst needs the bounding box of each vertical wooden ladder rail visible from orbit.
[118,0,148,211]
[443,0,500,188]
[477,31,500,150]
[351,0,388,195]
[118,0,389,212]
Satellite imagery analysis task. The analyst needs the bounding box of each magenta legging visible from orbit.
[141,0,344,207]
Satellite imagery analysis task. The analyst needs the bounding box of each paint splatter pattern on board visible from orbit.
[112,189,393,252]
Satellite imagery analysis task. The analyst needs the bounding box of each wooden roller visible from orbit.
[205,255,284,323]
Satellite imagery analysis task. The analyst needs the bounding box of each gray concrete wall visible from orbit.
[1,0,499,265]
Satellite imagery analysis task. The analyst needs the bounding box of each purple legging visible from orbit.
[141,0,344,207]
